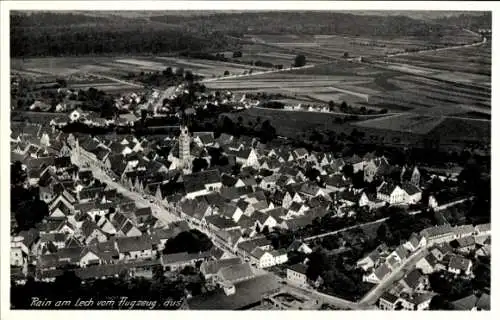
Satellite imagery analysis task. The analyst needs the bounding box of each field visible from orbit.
[223,107,370,138]
[11,55,261,93]
[243,29,481,61]
[385,42,491,83]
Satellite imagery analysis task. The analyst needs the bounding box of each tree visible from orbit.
[163,230,213,254]
[175,67,185,77]
[306,250,329,281]
[260,120,277,143]
[140,109,148,123]
[262,225,270,235]
[294,54,307,67]
[305,168,321,181]
[232,51,242,58]
[15,198,49,231]
[223,70,230,76]
[11,161,27,186]
[184,70,194,83]
[255,224,261,233]
[163,67,173,77]
[342,164,354,178]
[376,223,390,243]
[343,52,349,58]
[340,101,348,111]
[192,158,209,173]
[429,295,454,310]
[56,79,67,88]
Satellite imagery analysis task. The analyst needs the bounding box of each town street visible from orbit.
[358,247,428,306]
[303,217,389,242]
[70,151,181,225]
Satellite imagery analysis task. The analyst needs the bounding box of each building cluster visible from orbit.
[10,107,483,308]
[371,223,491,310]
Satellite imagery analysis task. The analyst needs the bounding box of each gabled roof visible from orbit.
[299,182,320,196]
[420,225,454,239]
[205,215,238,230]
[221,174,238,187]
[39,232,66,243]
[475,223,490,233]
[345,154,363,165]
[181,199,210,220]
[451,294,480,310]
[161,250,213,265]
[183,169,221,193]
[287,240,310,252]
[455,236,476,248]
[116,235,152,253]
[380,292,399,304]
[448,255,472,271]
[201,257,242,275]
[377,181,397,196]
[135,207,152,218]
[374,263,391,280]
[402,269,424,289]
[221,203,241,219]
[401,182,421,195]
[217,263,254,283]
[237,237,272,253]
[288,263,307,275]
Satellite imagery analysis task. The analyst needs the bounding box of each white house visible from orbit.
[271,249,288,265]
[448,255,473,276]
[287,264,308,286]
[116,236,153,261]
[236,148,259,168]
[250,248,276,269]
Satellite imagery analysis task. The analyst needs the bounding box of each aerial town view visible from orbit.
[8,8,491,311]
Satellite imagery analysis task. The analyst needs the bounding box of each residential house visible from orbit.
[401,183,422,204]
[400,165,421,186]
[474,223,490,237]
[287,240,313,254]
[235,148,259,168]
[299,182,325,199]
[364,156,391,183]
[183,170,222,199]
[398,292,435,310]
[115,235,154,261]
[378,292,401,310]
[215,262,255,284]
[80,220,108,245]
[420,225,455,246]
[344,154,364,173]
[271,249,288,265]
[451,293,490,311]
[416,253,440,274]
[205,215,240,233]
[447,255,473,276]
[160,251,213,271]
[323,174,350,192]
[356,244,389,271]
[451,236,476,254]
[221,204,244,223]
[200,257,243,281]
[363,263,391,284]
[287,263,308,286]
[399,269,428,293]
[358,192,386,210]
[404,233,425,253]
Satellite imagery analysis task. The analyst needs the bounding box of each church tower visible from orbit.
[179,125,191,172]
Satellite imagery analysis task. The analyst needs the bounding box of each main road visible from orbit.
[70,151,181,225]
[358,247,428,306]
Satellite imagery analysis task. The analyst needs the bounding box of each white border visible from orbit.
[1,1,497,320]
